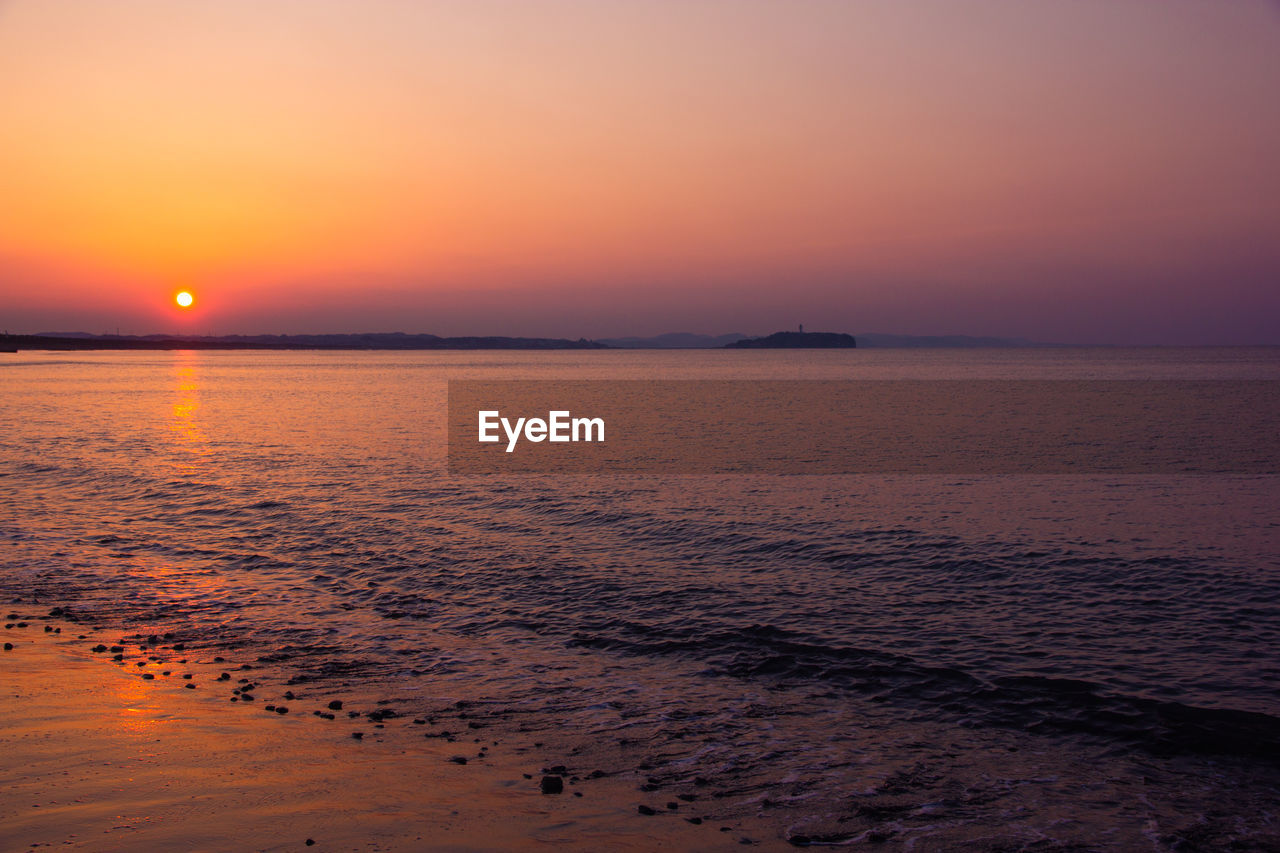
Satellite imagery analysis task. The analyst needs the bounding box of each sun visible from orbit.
[175,291,194,308]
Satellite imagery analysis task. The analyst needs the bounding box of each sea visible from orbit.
[2,347,1278,849]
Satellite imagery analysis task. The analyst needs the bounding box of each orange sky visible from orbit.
[2,1,1278,342]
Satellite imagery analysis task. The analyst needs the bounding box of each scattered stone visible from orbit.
[573,791,583,798]
[213,656,225,662]
[687,817,703,825]
[540,776,564,795]
[284,691,295,701]
[637,805,657,816]
[306,841,315,847]
[448,756,468,765]
[266,705,277,712]
[109,646,124,653]
[142,673,155,680]
[183,674,192,680]
[184,683,195,690]
[677,793,697,802]
[218,673,231,681]
[147,635,159,644]
[44,625,52,632]
[241,694,255,701]
[667,802,679,811]
[3,643,11,651]
[275,706,288,715]
[91,644,107,653]
[412,719,426,725]
[173,643,185,651]
[328,700,343,710]
[49,608,64,617]
[351,732,364,740]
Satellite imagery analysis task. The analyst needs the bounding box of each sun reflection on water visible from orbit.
[169,352,209,469]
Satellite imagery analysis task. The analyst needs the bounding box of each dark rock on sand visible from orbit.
[637,804,657,816]
[3,643,12,651]
[540,775,564,794]
[448,756,468,765]
[328,700,343,710]
[184,683,195,689]
[92,644,107,653]
[351,732,364,739]
[275,706,288,714]
[142,673,155,680]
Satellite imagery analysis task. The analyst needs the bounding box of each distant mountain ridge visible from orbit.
[597,332,747,348]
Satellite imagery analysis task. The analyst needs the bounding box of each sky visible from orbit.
[1,0,1278,343]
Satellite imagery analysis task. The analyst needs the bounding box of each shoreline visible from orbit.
[1,613,766,851]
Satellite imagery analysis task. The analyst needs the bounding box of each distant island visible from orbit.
[724,331,857,349]
[599,331,1058,348]
[0,332,606,351]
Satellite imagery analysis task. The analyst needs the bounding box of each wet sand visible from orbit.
[0,619,756,851]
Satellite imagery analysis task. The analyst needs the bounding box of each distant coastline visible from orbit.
[0,332,607,351]
[1,330,1072,352]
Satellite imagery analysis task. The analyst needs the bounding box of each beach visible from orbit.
[2,615,760,851]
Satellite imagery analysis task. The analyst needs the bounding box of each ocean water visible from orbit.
[2,348,1278,849]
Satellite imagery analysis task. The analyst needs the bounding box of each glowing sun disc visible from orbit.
[175,291,194,308]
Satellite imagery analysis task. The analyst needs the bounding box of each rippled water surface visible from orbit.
[3,348,1278,849]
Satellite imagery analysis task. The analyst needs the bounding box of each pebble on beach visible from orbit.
[540,775,564,795]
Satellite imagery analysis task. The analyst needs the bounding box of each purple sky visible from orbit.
[2,1,1278,343]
